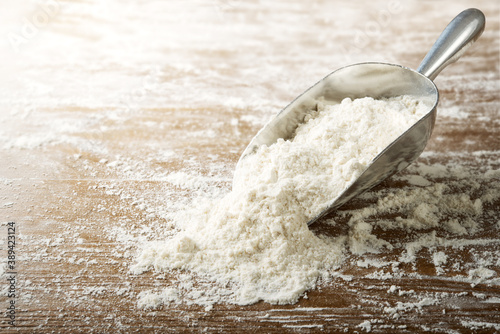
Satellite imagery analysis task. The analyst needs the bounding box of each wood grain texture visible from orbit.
[0,0,499,333]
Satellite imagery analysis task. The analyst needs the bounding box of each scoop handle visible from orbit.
[417,8,485,81]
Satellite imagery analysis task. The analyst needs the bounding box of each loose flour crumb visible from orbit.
[132,95,431,307]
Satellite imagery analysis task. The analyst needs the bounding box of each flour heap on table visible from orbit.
[132,95,429,307]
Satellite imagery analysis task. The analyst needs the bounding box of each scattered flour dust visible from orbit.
[132,95,431,308]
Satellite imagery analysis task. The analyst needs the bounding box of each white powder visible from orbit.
[233,96,430,220]
[132,95,429,306]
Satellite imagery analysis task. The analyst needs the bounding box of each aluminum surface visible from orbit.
[235,8,486,225]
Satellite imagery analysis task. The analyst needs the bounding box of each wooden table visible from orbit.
[1,1,499,332]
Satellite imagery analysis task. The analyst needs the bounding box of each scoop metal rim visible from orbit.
[237,61,439,226]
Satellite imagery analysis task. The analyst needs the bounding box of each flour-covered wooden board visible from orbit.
[0,0,499,333]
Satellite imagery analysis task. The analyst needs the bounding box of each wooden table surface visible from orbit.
[1,1,499,333]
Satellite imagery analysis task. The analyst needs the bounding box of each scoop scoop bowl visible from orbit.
[235,8,485,226]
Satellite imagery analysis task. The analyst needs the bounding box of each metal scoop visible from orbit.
[235,8,485,226]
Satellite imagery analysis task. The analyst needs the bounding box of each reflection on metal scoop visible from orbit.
[235,8,485,226]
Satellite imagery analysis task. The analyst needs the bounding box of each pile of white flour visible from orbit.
[132,95,430,306]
